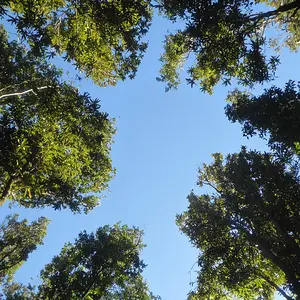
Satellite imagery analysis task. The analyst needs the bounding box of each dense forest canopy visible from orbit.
[0,0,300,299]
[1,0,299,92]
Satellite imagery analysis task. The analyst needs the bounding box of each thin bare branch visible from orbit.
[0,86,53,102]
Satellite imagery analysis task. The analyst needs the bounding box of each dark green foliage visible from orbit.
[0,214,49,284]
[156,0,300,92]
[1,0,153,86]
[2,224,156,300]
[178,148,300,299]
[226,80,300,154]
[0,26,115,213]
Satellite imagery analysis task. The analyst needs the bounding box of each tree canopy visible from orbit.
[2,0,299,92]
[2,0,300,299]
[177,148,300,299]
[225,80,300,154]
[0,25,115,213]
[0,214,49,285]
[0,0,153,86]
[156,0,300,93]
[2,224,157,300]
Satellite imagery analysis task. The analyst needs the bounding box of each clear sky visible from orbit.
[0,14,300,300]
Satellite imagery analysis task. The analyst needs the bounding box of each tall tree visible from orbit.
[0,0,153,86]
[177,148,300,299]
[225,80,300,155]
[2,224,157,300]
[0,25,115,213]
[0,214,49,285]
[156,0,300,93]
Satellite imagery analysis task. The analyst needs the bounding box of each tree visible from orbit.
[156,0,300,93]
[1,282,36,300]
[177,148,300,299]
[2,224,157,300]
[0,0,153,86]
[225,80,300,155]
[0,25,115,213]
[0,214,49,285]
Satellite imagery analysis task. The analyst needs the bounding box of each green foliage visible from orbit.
[0,214,49,284]
[178,148,300,299]
[2,224,156,300]
[1,0,153,86]
[0,2,157,300]
[225,80,300,155]
[0,25,115,213]
[156,0,299,92]
[2,282,36,300]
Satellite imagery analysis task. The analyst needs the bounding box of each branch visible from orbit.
[0,85,13,93]
[290,5,300,18]
[0,244,19,266]
[0,257,26,273]
[0,86,53,102]
[201,180,223,195]
[248,0,300,22]
[259,272,294,300]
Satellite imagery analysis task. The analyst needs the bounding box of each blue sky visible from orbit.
[1,14,300,300]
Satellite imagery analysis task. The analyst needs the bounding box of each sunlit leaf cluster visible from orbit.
[1,0,153,86]
[156,0,299,92]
